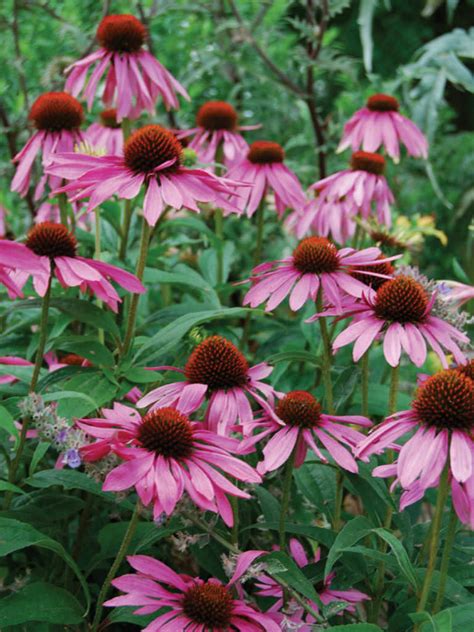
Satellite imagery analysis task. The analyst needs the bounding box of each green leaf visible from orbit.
[144,265,220,307]
[0,364,35,383]
[42,371,118,417]
[29,441,50,476]
[295,462,337,520]
[165,216,219,245]
[0,518,90,614]
[254,486,281,523]
[53,334,115,367]
[49,298,121,339]
[358,0,378,73]
[134,307,253,363]
[98,521,182,558]
[372,528,418,589]
[266,350,319,366]
[0,480,26,495]
[325,516,373,577]
[0,582,83,626]
[327,625,383,631]
[263,550,321,605]
[0,404,18,439]
[121,367,163,384]
[25,469,133,508]
[250,521,335,549]
[351,383,411,417]
[108,606,156,626]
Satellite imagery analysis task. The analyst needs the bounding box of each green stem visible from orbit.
[214,142,225,287]
[121,117,131,141]
[370,364,401,623]
[118,117,133,261]
[414,466,450,628]
[361,351,369,418]
[215,207,224,286]
[230,494,239,547]
[240,200,266,350]
[316,291,334,414]
[58,192,69,227]
[351,223,362,249]
[122,219,151,356]
[119,199,133,262]
[4,275,52,509]
[94,210,104,344]
[333,470,344,531]
[90,502,140,632]
[94,209,101,261]
[30,275,53,392]
[253,199,265,268]
[388,364,400,416]
[433,507,458,613]
[279,448,296,552]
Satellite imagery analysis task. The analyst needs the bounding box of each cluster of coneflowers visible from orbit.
[1,11,473,632]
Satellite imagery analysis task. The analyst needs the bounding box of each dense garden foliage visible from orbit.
[0,1,473,631]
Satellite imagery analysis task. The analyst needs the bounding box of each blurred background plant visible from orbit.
[0,0,472,279]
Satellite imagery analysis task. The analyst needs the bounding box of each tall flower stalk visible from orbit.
[122,219,151,356]
[4,274,53,509]
[316,290,334,414]
[119,117,133,261]
[90,502,140,632]
[371,363,401,622]
[414,465,450,629]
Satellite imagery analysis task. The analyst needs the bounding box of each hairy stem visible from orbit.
[122,219,151,356]
[433,507,458,613]
[316,292,334,414]
[58,192,69,227]
[333,470,344,531]
[370,364,401,623]
[240,200,266,350]
[361,351,369,418]
[414,466,450,628]
[279,448,296,552]
[90,502,140,632]
[4,275,52,508]
[118,117,133,260]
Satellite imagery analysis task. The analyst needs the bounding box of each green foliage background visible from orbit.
[0,0,473,280]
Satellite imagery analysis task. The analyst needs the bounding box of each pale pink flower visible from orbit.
[177,101,260,168]
[11,92,84,199]
[239,391,371,474]
[85,108,124,154]
[287,194,357,244]
[65,14,189,121]
[244,238,397,313]
[46,125,243,227]
[329,275,469,367]
[225,141,306,217]
[337,93,428,162]
[256,539,369,629]
[3,222,145,312]
[104,552,280,631]
[356,368,474,528]
[0,239,43,298]
[77,402,261,525]
[438,280,474,308]
[295,151,394,237]
[137,336,276,436]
